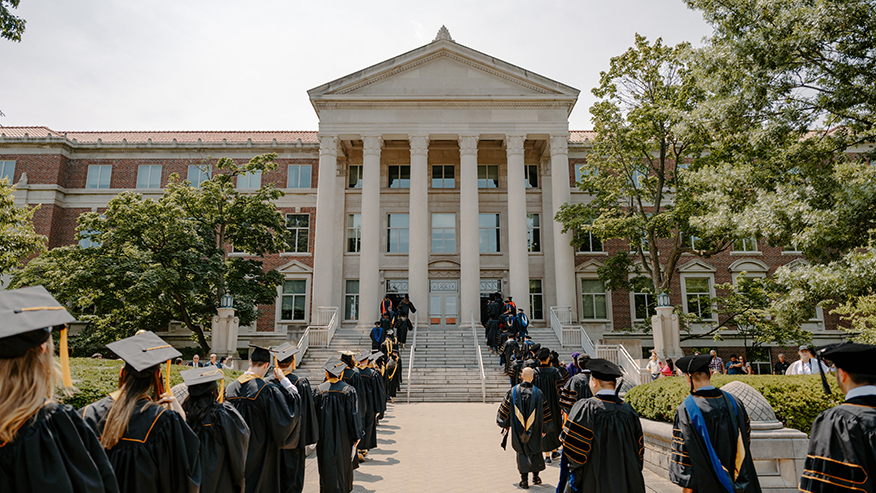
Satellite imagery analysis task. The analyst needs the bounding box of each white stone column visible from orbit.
[357,135,382,329]
[408,135,429,321]
[505,135,531,315]
[311,135,338,323]
[458,135,480,328]
[550,135,578,320]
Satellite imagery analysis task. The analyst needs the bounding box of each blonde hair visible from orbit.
[100,366,161,449]
[0,339,60,443]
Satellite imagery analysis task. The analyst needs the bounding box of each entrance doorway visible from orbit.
[429,279,458,327]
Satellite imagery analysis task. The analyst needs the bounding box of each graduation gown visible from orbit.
[0,402,119,493]
[225,376,300,493]
[561,394,645,493]
[669,388,761,493]
[370,326,386,350]
[313,381,364,493]
[497,382,554,473]
[387,354,402,398]
[265,371,319,493]
[501,339,519,374]
[532,364,566,451]
[81,396,200,493]
[559,372,592,414]
[800,393,876,492]
[357,367,386,450]
[191,402,250,493]
[394,317,411,345]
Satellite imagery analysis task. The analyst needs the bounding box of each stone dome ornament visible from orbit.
[721,380,783,430]
[434,25,454,42]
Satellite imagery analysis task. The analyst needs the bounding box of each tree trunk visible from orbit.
[173,292,211,353]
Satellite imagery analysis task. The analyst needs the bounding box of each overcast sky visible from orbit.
[1,0,713,131]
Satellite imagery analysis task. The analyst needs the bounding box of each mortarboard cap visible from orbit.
[181,366,224,396]
[676,354,712,374]
[324,357,347,378]
[370,351,385,362]
[272,342,298,364]
[817,343,876,378]
[0,285,77,359]
[584,358,623,380]
[355,349,371,362]
[536,347,551,361]
[106,331,181,377]
[338,350,356,357]
[248,344,273,363]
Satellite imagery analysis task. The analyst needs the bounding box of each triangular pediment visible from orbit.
[277,259,313,274]
[576,259,603,274]
[678,259,717,273]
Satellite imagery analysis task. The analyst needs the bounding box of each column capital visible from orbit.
[409,135,429,156]
[362,135,383,157]
[504,135,526,156]
[318,135,339,157]
[549,135,570,156]
[458,134,479,156]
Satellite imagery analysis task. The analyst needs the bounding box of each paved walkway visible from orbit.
[302,402,681,492]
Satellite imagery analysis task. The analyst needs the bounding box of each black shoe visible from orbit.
[544,456,552,464]
[519,479,529,489]
[551,451,561,460]
[532,475,542,485]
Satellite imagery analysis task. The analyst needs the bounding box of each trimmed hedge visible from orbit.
[626,374,845,435]
[58,357,242,410]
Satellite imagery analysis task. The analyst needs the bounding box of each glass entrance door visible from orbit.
[429,279,459,326]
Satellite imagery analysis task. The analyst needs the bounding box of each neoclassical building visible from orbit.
[0,27,842,367]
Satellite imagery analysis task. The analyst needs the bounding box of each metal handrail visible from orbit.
[617,343,647,386]
[471,311,486,403]
[406,311,417,403]
[549,307,566,345]
[296,327,310,360]
[306,306,338,348]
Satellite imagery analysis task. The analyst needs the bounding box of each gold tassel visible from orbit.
[219,378,225,403]
[60,325,72,388]
[165,360,171,395]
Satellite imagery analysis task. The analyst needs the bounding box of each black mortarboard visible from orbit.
[536,347,550,361]
[248,344,272,363]
[324,358,347,378]
[585,358,623,380]
[355,349,371,362]
[181,366,224,396]
[107,331,181,378]
[817,343,876,378]
[370,351,384,362]
[272,342,298,364]
[0,285,76,359]
[676,354,712,374]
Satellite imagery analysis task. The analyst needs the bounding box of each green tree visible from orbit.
[1,0,25,42]
[0,179,45,277]
[11,154,287,353]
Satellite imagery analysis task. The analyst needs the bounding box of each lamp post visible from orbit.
[657,292,671,307]
[220,293,234,309]
[652,291,682,360]
[214,293,239,358]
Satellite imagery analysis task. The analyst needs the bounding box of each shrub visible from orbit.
[58,357,242,410]
[626,374,844,434]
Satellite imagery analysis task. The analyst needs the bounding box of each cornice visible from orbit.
[312,99,574,111]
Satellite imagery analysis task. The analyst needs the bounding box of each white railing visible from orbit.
[296,327,310,362]
[549,307,566,346]
[307,306,338,348]
[551,306,596,356]
[617,344,648,386]
[471,311,486,403]
[406,311,418,403]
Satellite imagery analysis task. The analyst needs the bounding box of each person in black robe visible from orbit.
[669,354,761,493]
[0,286,119,493]
[501,333,518,375]
[799,343,876,492]
[224,345,301,493]
[353,350,381,459]
[180,366,250,493]
[265,344,319,493]
[561,359,645,493]
[394,315,412,348]
[497,367,554,489]
[386,349,402,401]
[532,347,567,461]
[559,355,592,414]
[314,358,364,493]
[81,332,201,493]
[370,320,386,351]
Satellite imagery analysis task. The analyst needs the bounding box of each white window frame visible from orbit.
[387,213,410,253]
[237,170,262,190]
[347,213,361,253]
[0,160,16,183]
[478,213,501,253]
[86,165,112,189]
[573,163,595,185]
[277,278,309,322]
[577,231,603,253]
[733,237,759,254]
[579,276,611,322]
[287,164,312,189]
[431,213,456,253]
[477,164,499,189]
[431,164,455,189]
[136,164,162,189]
[524,164,539,188]
[388,165,411,189]
[285,213,310,254]
[529,279,544,320]
[344,279,359,321]
[187,164,211,188]
[680,274,716,321]
[527,213,541,253]
[630,277,656,323]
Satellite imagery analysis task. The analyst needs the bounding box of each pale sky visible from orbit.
[1,0,713,132]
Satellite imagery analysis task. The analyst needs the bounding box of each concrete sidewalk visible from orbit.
[302,402,681,492]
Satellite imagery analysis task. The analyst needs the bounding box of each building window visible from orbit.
[581,279,608,320]
[78,230,101,248]
[632,281,656,321]
[529,279,544,320]
[237,170,262,189]
[479,213,501,253]
[477,164,499,188]
[348,165,363,189]
[285,214,310,253]
[0,160,16,183]
[388,165,411,188]
[280,280,307,321]
[578,232,603,253]
[347,214,361,253]
[344,280,359,320]
[524,164,539,188]
[387,213,410,253]
[432,165,455,188]
[527,213,541,252]
[431,213,456,253]
[136,165,162,189]
[784,244,802,253]
[188,164,211,187]
[631,169,646,189]
[685,234,707,250]
[287,164,312,189]
[684,277,712,319]
[733,237,758,252]
[574,164,587,184]
[86,165,112,189]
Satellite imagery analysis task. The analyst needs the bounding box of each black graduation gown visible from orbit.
[265,371,319,493]
[561,394,645,493]
[387,354,402,398]
[532,364,566,451]
[225,376,300,493]
[486,320,500,349]
[497,383,554,459]
[313,381,364,493]
[669,387,761,493]
[191,402,250,493]
[358,367,386,450]
[501,339,519,373]
[559,371,592,414]
[800,394,876,492]
[0,402,119,493]
[81,396,200,493]
[370,326,386,350]
[395,318,411,345]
